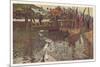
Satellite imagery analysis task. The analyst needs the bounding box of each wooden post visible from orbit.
[23,6,33,61]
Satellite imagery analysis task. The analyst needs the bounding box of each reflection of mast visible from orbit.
[24,6,33,60]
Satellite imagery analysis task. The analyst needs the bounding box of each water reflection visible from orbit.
[34,30,87,62]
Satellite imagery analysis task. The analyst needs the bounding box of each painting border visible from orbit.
[10,1,96,66]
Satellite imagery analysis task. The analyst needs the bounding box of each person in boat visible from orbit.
[38,13,43,25]
[28,6,35,23]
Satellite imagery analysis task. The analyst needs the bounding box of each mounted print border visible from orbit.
[10,1,96,66]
